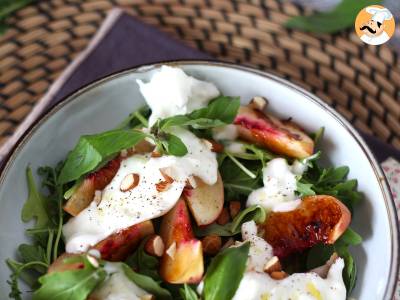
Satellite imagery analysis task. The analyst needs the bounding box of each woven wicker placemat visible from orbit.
[0,0,399,148]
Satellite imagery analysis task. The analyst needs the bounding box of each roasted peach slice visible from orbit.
[64,158,121,216]
[93,220,154,261]
[234,105,314,159]
[183,172,224,226]
[160,198,204,284]
[263,195,351,258]
[47,253,83,273]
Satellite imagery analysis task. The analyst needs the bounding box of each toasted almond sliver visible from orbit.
[120,173,140,192]
[249,96,268,111]
[86,255,99,268]
[93,190,102,205]
[145,235,165,257]
[270,271,288,280]
[264,256,282,274]
[156,170,174,192]
[166,242,176,259]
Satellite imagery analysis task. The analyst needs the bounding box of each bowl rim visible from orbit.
[0,60,398,299]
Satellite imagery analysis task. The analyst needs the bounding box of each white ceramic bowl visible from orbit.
[0,61,398,299]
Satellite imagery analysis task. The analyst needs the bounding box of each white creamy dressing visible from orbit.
[241,221,273,272]
[137,66,220,126]
[90,263,149,300]
[224,142,246,154]
[63,128,217,253]
[232,259,346,300]
[212,124,238,141]
[247,158,307,212]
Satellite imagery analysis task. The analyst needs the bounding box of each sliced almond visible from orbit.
[229,201,241,219]
[309,253,339,278]
[264,256,282,273]
[86,255,99,268]
[145,235,165,257]
[140,295,155,300]
[186,175,197,189]
[202,235,222,255]
[249,96,268,111]
[93,190,102,205]
[166,242,176,259]
[270,271,288,280]
[151,151,162,158]
[202,139,224,153]
[221,237,235,250]
[120,173,140,192]
[156,170,174,192]
[120,149,128,157]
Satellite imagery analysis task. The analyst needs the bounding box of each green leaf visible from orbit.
[159,96,240,131]
[203,242,250,300]
[285,0,382,34]
[195,205,266,237]
[126,238,160,280]
[219,158,263,199]
[33,256,106,300]
[180,284,199,300]
[21,167,49,228]
[58,129,147,184]
[336,228,362,246]
[116,106,151,129]
[121,264,172,300]
[189,96,240,124]
[296,181,316,197]
[311,127,325,145]
[306,244,335,270]
[164,133,188,156]
[18,244,47,272]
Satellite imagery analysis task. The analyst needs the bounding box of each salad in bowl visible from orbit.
[6,66,363,300]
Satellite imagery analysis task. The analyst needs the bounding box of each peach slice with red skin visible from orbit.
[93,220,154,261]
[159,198,204,284]
[263,195,351,258]
[234,106,314,159]
[48,253,84,273]
[183,172,224,226]
[64,157,121,216]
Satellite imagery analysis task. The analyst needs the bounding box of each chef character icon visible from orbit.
[357,6,394,45]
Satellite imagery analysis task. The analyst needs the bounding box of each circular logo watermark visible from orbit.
[355,5,395,46]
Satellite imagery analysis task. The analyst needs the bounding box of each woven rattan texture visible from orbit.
[0,0,399,147]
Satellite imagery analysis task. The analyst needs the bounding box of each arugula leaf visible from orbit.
[203,242,250,300]
[33,256,106,300]
[337,227,362,246]
[219,158,263,199]
[18,244,47,272]
[311,127,324,145]
[126,237,160,280]
[122,264,172,300]
[285,0,381,34]
[21,167,49,229]
[180,284,199,300]
[195,205,266,237]
[58,129,147,184]
[296,181,316,197]
[299,162,362,213]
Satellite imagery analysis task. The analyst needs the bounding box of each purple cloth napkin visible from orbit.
[40,10,400,163]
